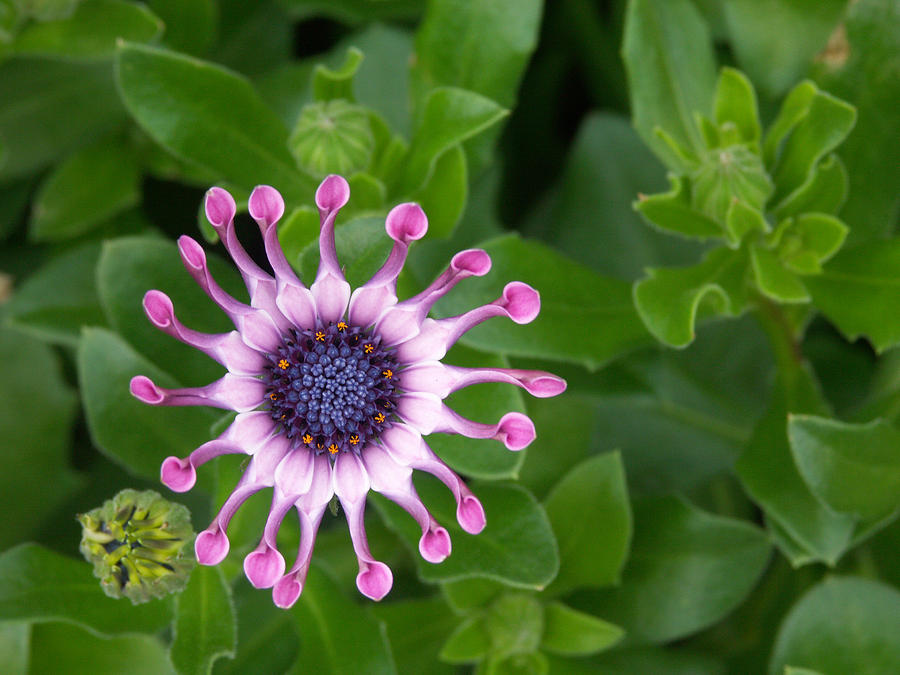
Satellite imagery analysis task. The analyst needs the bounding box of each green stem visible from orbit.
[753,296,804,376]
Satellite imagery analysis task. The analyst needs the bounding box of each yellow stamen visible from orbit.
[382,369,393,379]
[337,321,348,332]
[315,331,326,342]
[349,434,359,445]
[278,359,289,370]
[302,433,313,444]
[364,344,374,354]
[328,444,339,455]
[269,393,278,400]
[374,412,385,424]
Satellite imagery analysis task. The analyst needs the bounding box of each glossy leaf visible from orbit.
[750,245,809,303]
[373,597,458,675]
[763,81,818,169]
[775,213,847,275]
[788,415,900,520]
[772,154,848,220]
[440,614,489,663]
[30,136,139,241]
[115,42,315,203]
[147,0,216,56]
[14,0,162,61]
[714,67,760,145]
[411,143,467,238]
[432,234,652,369]
[0,543,173,635]
[571,496,770,645]
[770,577,900,675]
[622,0,717,169]
[312,46,363,102]
[634,174,723,240]
[290,565,397,675]
[541,603,623,656]
[170,565,236,675]
[543,453,632,595]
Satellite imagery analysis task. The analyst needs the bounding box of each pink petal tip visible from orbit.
[528,374,568,398]
[244,547,286,589]
[195,528,230,565]
[496,412,536,450]
[315,174,350,212]
[160,456,196,492]
[419,527,451,563]
[178,236,206,270]
[143,290,174,328]
[385,203,428,243]
[248,185,285,227]
[272,575,302,609]
[458,495,486,534]
[502,282,540,324]
[129,376,164,404]
[356,561,393,601]
[205,187,236,228]
[451,249,492,276]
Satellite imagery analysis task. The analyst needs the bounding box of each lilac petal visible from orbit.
[400,361,568,399]
[379,425,486,534]
[348,203,428,327]
[205,186,236,228]
[160,411,274,492]
[273,443,316,496]
[143,290,267,376]
[363,444,451,563]
[395,281,540,362]
[243,496,291,589]
[178,236,284,352]
[311,175,351,322]
[130,373,265,412]
[333,452,393,601]
[196,478,259,565]
[272,454,333,608]
[248,185,285,228]
[397,393,536,450]
[374,249,492,346]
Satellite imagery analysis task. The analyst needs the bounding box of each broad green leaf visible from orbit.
[528,113,701,281]
[147,0,216,56]
[483,594,544,659]
[280,0,423,23]
[432,234,652,369]
[788,415,900,520]
[398,86,507,194]
[78,327,220,481]
[0,59,124,179]
[784,668,825,675]
[543,453,631,595]
[115,42,315,203]
[29,622,174,675]
[289,99,374,178]
[813,0,900,242]
[411,143,467,238]
[428,345,526,480]
[635,174,723,240]
[549,646,727,674]
[722,0,847,97]
[773,154,848,220]
[750,245,809,303]
[290,565,397,675]
[18,0,80,21]
[0,543,173,635]
[171,565,236,675]
[622,0,717,170]
[0,176,33,241]
[771,91,856,204]
[373,597,457,675]
[440,614,489,663]
[571,496,770,645]
[440,577,505,612]
[0,622,28,675]
[14,0,162,61]
[0,324,80,550]
[29,136,139,241]
[633,246,749,348]
[714,67,761,145]
[412,0,541,108]
[725,199,769,247]
[351,24,414,137]
[775,213,847,275]
[5,241,105,346]
[763,81,818,169]
[373,479,558,589]
[805,239,900,352]
[541,603,623,656]
[97,236,243,385]
[736,366,856,565]
[312,46,363,102]
[770,577,900,675]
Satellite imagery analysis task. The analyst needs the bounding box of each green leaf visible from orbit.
[622,0,717,170]
[723,0,847,97]
[29,136,139,241]
[280,0,423,24]
[0,324,80,549]
[714,67,761,145]
[483,594,544,659]
[147,0,216,56]
[0,59,124,179]
[775,213,848,275]
[543,453,631,596]
[788,415,900,520]
[351,25,414,136]
[0,543,173,636]
[440,614,489,663]
[79,327,220,481]
[571,496,770,645]
[412,0,542,108]
[634,174,723,240]
[0,622,28,675]
[750,245,810,303]
[374,479,558,589]
[398,86,507,194]
[812,0,900,242]
[736,366,857,565]
[432,234,652,369]
[633,246,749,348]
[14,0,162,61]
[373,597,458,675]
[805,239,900,352]
[288,99,375,178]
[770,576,900,675]
[773,154,848,220]
[170,565,236,675]
[763,80,818,169]
[541,603,623,657]
[29,622,174,675]
[290,565,397,675]
[312,46,363,102]
[115,42,315,203]
[299,216,392,289]
[771,90,856,204]
[411,143,467,238]
[725,199,769,247]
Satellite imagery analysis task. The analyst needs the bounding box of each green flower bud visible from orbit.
[78,489,194,604]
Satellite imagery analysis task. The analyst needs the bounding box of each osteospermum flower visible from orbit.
[130,175,566,607]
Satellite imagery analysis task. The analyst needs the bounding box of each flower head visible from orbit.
[131,176,565,607]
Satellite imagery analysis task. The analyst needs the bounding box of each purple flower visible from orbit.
[130,175,566,607]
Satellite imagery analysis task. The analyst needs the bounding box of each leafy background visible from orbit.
[1,1,899,674]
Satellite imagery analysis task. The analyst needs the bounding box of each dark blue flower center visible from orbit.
[264,322,399,456]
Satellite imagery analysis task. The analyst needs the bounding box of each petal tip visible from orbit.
[458,495,486,534]
[451,249,492,277]
[178,236,206,270]
[357,561,393,601]
[248,185,285,227]
[272,575,302,609]
[205,187,236,228]
[160,456,196,492]
[143,290,174,328]
[195,528,230,565]
[419,527,451,563]
[385,202,428,243]
[502,282,540,324]
[244,546,286,589]
[315,174,350,212]
[530,375,567,398]
[497,412,536,451]
[130,375,164,404]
